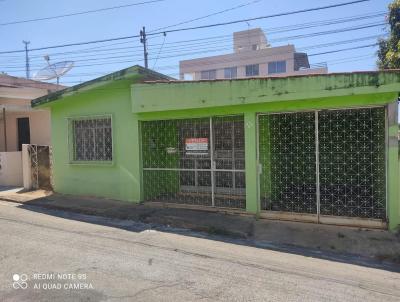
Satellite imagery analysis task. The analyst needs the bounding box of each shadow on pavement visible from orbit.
[13,194,400,274]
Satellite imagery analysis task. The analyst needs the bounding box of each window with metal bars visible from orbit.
[69,116,112,162]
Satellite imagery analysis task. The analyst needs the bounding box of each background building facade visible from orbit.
[179,28,328,81]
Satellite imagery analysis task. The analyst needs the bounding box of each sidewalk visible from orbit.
[1,189,400,265]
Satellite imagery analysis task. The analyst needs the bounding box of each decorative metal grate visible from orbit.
[259,112,317,213]
[70,116,112,162]
[28,144,39,189]
[318,108,386,219]
[141,116,245,209]
[27,144,52,190]
[259,107,386,220]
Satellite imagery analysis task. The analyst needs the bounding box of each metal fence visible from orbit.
[318,108,386,219]
[141,116,246,209]
[259,107,386,221]
[27,144,52,190]
[259,111,317,214]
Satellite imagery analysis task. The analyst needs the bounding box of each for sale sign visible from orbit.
[185,138,208,151]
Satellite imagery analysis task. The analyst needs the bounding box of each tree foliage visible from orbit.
[377,0,400,69]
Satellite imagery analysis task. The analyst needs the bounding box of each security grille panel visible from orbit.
[141,116,245,209]
[258,107,387,221]
[318,108,386,219]
[70,116,112,162]
[259,112,317,213]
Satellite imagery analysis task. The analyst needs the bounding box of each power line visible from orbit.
[268,22,386,43]
[1,28,382,70]
[148,0,263,32]
[145,0,372,36]
[0,26,385,67]
[51,54,379,85]
[0,0,372,55]
[308,43,378,56]
[146,11,385,47]
[0,36,139,55]
[1,31,383,70]
[9,12,380,62]
[0,20,385,69]
[0,0,166,26]
[0,52,378,87]
[1,41,378,73]
[152,33,167,69]
[13,31,380,66]
[59,54,373,79]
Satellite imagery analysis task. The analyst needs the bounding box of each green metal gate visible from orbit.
[258,107,386,225]
[141,115,246,209]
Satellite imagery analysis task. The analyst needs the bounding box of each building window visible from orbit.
[224,67,237,79]
[70,116,112,162]
[200,69,216,80]
[183,73,194,81]
[245,64,259,77]
[252,44,258,51]
[268,60,287,74]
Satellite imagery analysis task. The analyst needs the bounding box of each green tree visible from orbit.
[377,0,400,69]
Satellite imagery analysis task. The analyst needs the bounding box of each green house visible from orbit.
[32,65,400,231]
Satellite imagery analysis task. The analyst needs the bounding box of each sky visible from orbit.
[0,0,393,86]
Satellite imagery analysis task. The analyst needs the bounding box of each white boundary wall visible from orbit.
[0,151,23,186]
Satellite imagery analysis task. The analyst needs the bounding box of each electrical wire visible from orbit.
[1,24,384,69]
[0,0,166,26]
[0,0,371,54]
[0,19,386,68]
[1,41,378,73]
[19,11,383,60]
[152,34,167,69]
[145,0,372,36]
[148,0,263,32]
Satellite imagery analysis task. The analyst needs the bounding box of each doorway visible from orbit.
[141,115,246,208]
[258,107,387,226]
[17,117,30,151]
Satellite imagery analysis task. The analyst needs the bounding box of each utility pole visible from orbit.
[23,40,30,79]
[140,26,148,69]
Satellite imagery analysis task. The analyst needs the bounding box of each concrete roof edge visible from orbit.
[0,74,64,90]
[139,70,400,85]
[31,65,173,107]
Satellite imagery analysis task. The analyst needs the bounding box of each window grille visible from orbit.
[70,116,112,162]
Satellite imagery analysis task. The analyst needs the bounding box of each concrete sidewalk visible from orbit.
[1,190,400,265]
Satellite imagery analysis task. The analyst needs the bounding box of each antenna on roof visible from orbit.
[33,55,74,85]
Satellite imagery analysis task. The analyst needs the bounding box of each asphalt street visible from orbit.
[0,200,399,302]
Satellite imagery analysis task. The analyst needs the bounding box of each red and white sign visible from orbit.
[185,138,208,151]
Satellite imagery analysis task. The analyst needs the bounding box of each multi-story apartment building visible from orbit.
[179,28,327,80]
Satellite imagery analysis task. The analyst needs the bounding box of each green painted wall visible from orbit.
[132,73,400,230]
[132,72,400,113]
[39,71,400,230]
[141,120,179,200]
[49,77,142,202]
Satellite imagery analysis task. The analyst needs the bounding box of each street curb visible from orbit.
[5,199,400,273]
